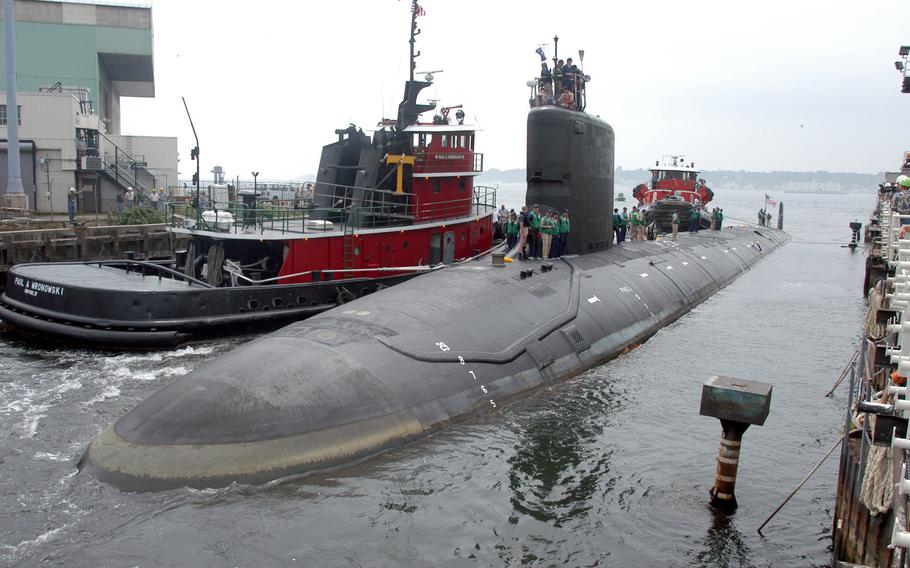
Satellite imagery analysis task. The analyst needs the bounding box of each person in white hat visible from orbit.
[67,187,78,222]
[125,186,135,209]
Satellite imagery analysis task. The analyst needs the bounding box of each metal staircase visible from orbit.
[78,131,158,204]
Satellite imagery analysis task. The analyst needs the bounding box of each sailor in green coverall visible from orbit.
[540,210,556,259]
[557,210,570,257]
[506,211,519,248]
[612,208,622,244]
[529,206,542,259]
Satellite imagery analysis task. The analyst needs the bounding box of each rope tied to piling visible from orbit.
[859,413,894,516]
[854,390,894,516]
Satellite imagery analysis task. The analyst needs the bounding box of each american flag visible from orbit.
[764,193,777,207]
[412,2,426,16]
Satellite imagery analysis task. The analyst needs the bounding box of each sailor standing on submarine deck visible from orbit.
[517,206,530,260]
[557,210,570,257]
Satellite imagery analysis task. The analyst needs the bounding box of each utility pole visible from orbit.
[4,0,27,210]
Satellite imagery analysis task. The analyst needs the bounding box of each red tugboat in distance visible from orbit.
[632,155,714,231]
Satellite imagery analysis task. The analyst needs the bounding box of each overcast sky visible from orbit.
[120,0,908,181]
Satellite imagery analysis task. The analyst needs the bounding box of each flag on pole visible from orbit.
[412,2,426,16]
[764,193,777,207]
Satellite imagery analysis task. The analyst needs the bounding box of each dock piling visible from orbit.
[700,375,773,513]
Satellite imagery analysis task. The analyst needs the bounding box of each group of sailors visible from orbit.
[611,205,724,244]
[497,205,570,260]
[495,200,732,255]
[757,208,774,227]
[532,48,586,111]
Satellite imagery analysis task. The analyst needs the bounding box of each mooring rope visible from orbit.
[859,415,894,516]
[865,285,887,341]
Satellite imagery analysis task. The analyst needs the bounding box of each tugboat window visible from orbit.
[433,179,441,193]
[441,134,449,148]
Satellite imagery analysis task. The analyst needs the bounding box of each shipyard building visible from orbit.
[0,0,176,214]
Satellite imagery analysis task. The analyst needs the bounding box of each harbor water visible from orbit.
[0,189,872,567]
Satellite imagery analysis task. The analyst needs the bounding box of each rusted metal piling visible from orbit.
[700,375,773,513]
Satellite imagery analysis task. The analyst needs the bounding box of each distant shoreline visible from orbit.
[477,167,883,193]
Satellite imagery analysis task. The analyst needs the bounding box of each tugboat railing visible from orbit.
[169,183,496,236]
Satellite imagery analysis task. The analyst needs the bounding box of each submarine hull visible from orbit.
[82,226,787,490]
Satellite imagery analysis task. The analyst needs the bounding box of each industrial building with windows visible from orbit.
[0,0,176,214]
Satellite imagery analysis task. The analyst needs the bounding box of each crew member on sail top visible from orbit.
[558,88,575,109]
[552,60,564,99]
[540,211,555,260]
[557,210,570,257]
[670,211,680,242]
[612,208,622,244]
[561,58,575,92]
[537,80,553,106]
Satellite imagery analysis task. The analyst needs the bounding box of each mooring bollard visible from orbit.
[699,375,773,512]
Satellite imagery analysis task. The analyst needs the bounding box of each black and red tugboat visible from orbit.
[0,8,496,350]
[632,155,715,230]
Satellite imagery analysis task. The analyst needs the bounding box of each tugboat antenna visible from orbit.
[181,96,200,209]
[409,0,420,83]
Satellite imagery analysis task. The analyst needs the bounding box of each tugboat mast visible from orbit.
[409,0,420,83]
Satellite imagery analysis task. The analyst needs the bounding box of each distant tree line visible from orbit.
[479,167,883,191]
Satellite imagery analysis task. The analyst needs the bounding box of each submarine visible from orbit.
[80,39,788,492]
